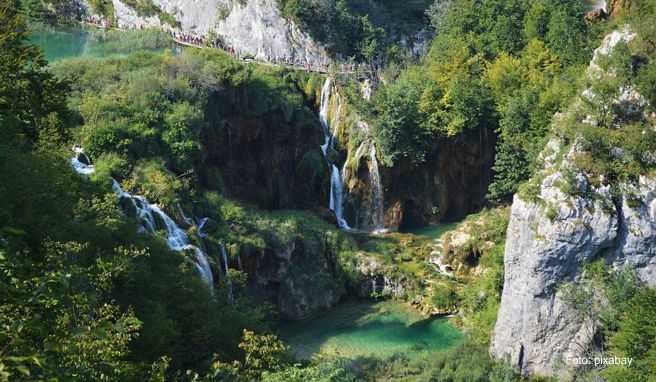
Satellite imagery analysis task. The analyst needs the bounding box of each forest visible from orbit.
[2,0,656,381]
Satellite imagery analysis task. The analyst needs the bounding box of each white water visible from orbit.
[349,122,386,232]
[69,149,215,289]
[319,79,333,157]
[594,0,607,13]
[220,244,234,303]
[368,143,385,232]
[197,217,209,237]
[319,78,351,230]
[71,146,95,175]
[111,180,214,288]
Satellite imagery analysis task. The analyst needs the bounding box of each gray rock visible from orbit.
[491,27,656,378]
[85,0,330,67]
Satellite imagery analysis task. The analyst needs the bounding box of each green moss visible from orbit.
[545,203,558,221]
[123,159,184,207]
[121,0,179,27]
[87,0,115,21]
[517,174,543,203]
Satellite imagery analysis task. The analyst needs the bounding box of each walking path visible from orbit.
[81,16,373,76]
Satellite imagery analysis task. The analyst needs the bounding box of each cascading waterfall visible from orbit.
[70,148,214,289]
[329,165,349,228]
[220,244,234,303]
[71,146,95,175]
[594,0,607,12]
[197,217,209,237]
[319,78,350,230]
[111,180,214,288]
[368,143,385,232]
[348,122,386,232]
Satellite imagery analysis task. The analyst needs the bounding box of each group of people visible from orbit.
[80,14,370,75]
[165,29,240,55]
[81,14,110,28]
[164,28,331,72]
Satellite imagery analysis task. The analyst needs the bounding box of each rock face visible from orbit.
[85,0,330,66]
[200,84,329,210]
[338,97,495,232]
[381,128,496,229]
[350,254,407,299]
[241,236,345,320]
[491,29,656,378]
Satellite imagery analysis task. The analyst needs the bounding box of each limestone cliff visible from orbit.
[491,28,656,378]
[83,0,331,66]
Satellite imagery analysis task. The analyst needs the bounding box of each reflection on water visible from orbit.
[400,223,458,240]
[29,26,177,62]
[280,301,462,360]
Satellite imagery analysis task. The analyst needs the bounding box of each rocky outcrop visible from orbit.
[336,89,495,232]
[84,0,330,66]
[240,236,345,320]
[381,128,496,230]
[491,28,656,378]
[350,254,407,299]
[200,81,329,210]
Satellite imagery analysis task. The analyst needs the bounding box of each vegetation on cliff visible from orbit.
[4,0,656,380]
[358,0,599,204]
[278,0,432,62]
[561,262,656,381]
[0,2,270,378]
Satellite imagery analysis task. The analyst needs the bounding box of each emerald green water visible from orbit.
[401,223,458,240]
[29,26,174,62]
[280,301,462,360]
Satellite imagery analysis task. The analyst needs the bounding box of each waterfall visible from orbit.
[69,148,214,289]
[329,165,350,229]
[220,244,234,303]
[319,78,333,157]
[594,0,607,12]
[112,180,214,288]
[71,146,95,175]
[368,143,385,232]
[197,217,209,237]
[346,122,386,232]
[319,78,351,230]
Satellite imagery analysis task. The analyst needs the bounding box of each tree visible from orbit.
[0,0,70,146]
[605,288,656,381]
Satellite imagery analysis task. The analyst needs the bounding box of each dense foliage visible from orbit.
[0,4,292,380]
[561,262,656,382]
[4,0,656,380]
[278,0,431,62]
[358,0,599,204]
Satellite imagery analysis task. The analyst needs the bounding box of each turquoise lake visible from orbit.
[280,301,463,360]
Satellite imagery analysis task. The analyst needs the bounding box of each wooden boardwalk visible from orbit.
[170,37,371,75]
[81,20,372,76]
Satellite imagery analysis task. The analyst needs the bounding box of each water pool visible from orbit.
[280,301,462,360]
